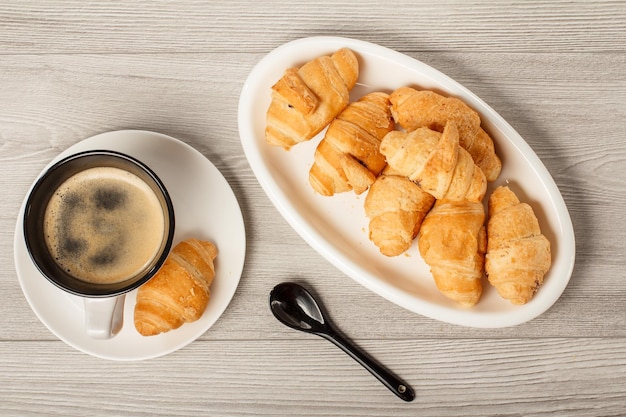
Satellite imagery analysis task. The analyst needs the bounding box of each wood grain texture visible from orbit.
[1,339,625,416]
[0,0,624,54]
[1,1,625,415]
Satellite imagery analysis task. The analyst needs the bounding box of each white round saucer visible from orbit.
[14,130,246,361]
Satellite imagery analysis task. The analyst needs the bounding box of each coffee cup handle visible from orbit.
[84,295,126,339]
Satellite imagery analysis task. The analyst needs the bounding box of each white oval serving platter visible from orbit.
[238,36,575,328]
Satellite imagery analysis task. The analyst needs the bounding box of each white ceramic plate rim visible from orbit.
[238,36,575,328]
[14,130,246,360]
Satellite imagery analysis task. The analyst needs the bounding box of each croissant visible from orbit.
[309,91,393,195]
[380,121,487,202]
[265,48,359,150]
[364,174,435,256]
[418,200,486,306]
[134,238,218,336]
[389,87,501,181]
[485,186,551,305]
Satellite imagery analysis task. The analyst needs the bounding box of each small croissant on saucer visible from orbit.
[134,238,217,336]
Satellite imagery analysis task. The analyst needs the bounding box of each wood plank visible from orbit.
[0,338,624,416]
[0,0,624,54]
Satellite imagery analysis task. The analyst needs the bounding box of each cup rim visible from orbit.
[23,149,175,298]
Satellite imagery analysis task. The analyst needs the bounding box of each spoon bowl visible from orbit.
[269,282,415,402]
[269,281,327,333]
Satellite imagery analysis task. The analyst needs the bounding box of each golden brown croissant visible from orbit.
[485,186,551,305]
[134,238,218,336]
[309,91,393,195]
[379,121,487,202]
[418,200,486,306]
[364,174,435,256]
[389,87,501,181]
[265,48,359,150]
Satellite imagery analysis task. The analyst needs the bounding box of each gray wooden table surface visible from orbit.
[1,1,625,416]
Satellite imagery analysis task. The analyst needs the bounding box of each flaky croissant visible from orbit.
[486,186,551,305]
[389,87,501,181]
[364,173,435,256]
[265,48,359,150]
[418,200,486,306]
[134,239,217,336]
[309,91,393,195]
[380,121,487,202]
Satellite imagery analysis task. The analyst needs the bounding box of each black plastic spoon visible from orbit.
[269,282,415,402]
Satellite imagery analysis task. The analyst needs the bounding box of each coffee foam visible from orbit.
[44,166,166,284]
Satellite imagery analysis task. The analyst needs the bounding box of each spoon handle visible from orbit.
[321,329,415,402]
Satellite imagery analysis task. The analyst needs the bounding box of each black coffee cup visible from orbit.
[23,150,175,338]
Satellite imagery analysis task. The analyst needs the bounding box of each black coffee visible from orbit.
[43,167,165,284]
